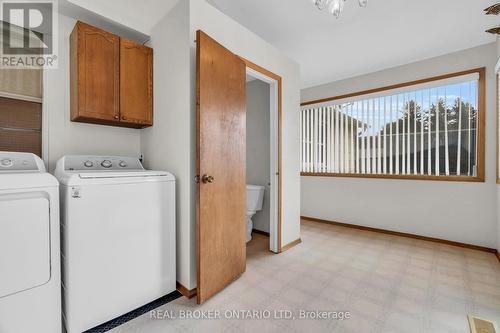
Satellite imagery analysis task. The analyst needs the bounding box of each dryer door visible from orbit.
[0,192,51,298]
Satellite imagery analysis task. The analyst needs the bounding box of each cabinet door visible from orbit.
[120,39,153,128]
[71,22,120,123]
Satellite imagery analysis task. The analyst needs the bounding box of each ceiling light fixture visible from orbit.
[486,26,500,35]
[314,0,367,19]
[484,3,500,15]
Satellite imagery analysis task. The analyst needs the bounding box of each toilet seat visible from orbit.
[246,185,265,243]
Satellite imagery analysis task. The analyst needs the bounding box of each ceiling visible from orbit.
[207,0,498,88]
[67,0,179,34]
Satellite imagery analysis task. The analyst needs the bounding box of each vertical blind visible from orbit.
[0,22,43,156]
[301,73,480,177]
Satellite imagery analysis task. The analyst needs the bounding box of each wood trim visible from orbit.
[239,57,281,81]
[301,216,497,254]
[176,282,197,299]
[496,250,500,263]
[477,67,486,182]
[301,67,486,106]
[280,238,302,252]
[252,229,270,237]
[240,56,283,253]
[301,172,484,183]
[497,73,500,184]
[300,67,486,183]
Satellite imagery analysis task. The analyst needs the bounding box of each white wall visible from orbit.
[142,0,301,290]
[246,79,271,233]
[190,0,301,248]
[301,43,498,248]
[51,0,300,292]
[140,0,192,288]
[43,14,141,171]
[65,0,179,36]
[190,0,301,279]
[497,36,500,252]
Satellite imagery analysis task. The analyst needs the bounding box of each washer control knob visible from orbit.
[118,161,128,168]
[101,160,112,168]
[83,160,94,168]
[0,158,13,167]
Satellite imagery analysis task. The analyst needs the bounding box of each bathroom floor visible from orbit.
[109,220,500,333]
[246,232,270,257]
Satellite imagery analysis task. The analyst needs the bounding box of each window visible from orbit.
[300,68,485,181]
[0,69,43,156]
[0,23,43,156]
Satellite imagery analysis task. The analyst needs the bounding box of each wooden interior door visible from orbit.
[196,30,246,304]
[70,21,120,123]
[120,38,153,128]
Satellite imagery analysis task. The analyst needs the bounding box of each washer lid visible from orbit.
[58,170,175,186]
[77,170,172,179]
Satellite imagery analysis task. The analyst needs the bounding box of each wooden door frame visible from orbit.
[239,57,283,253]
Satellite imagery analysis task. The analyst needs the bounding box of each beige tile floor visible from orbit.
[110,220,500,333]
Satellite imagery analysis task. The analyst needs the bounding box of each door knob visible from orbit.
[202,174,214,184]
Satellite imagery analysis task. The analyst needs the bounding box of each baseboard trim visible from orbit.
[252,229,270,237]
[176,282,197,299]
[280,238,302,252]
[301,216,497,254]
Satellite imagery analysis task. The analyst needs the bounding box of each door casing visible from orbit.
[241,58,282,253]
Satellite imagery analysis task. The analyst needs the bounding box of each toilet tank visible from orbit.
[246,185,265,211]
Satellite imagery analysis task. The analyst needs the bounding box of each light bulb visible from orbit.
[315,0,331,10]
[329,0,344,18]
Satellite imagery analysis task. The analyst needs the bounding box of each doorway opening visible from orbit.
[243,61,281,254]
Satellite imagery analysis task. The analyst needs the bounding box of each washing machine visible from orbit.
[55,155,176,333]
[0,152,61,333]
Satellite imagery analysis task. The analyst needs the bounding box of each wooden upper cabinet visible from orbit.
[70,21,120,124]
[70,21,153,129]
[120,39,153,127]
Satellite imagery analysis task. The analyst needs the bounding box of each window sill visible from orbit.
[300,172,485,183]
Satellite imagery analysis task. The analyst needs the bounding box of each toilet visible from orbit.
[246,185,265,242]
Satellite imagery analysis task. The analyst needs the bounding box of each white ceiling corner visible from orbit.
[66,0,499,88]
[66,0,180,35]
[206,0,498,88]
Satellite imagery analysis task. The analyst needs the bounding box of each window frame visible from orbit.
[496,64,500,184]
[300,67,486,182]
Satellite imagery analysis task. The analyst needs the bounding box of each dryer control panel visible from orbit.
[0,152,45,172]
[63,156,144,171]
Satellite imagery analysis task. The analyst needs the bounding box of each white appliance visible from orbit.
[246,185,265,242]
[0,152,61,333]
[55,155,176,333]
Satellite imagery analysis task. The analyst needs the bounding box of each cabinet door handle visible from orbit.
[121,116,127,121]
[114,115,119,120]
